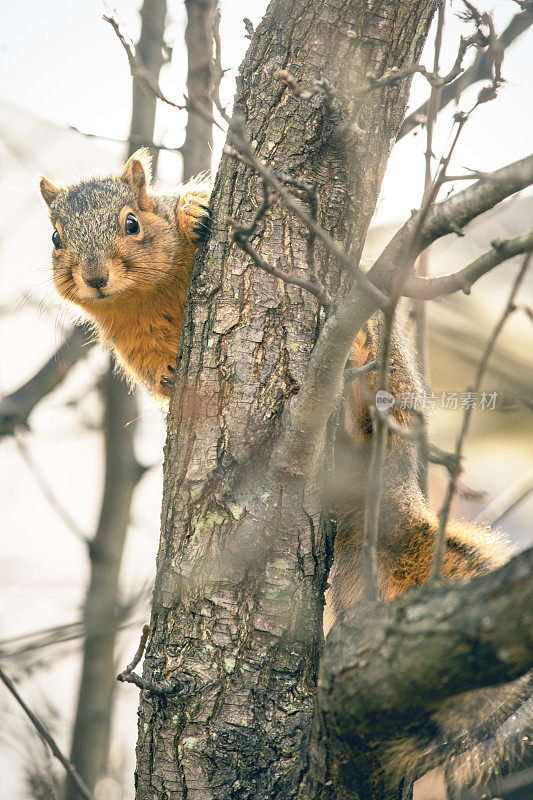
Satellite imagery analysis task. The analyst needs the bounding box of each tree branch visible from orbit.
[224,118,390,307]
[276,151,533,479]
[319,543,533,776]
[103,11,224,132]
[399,7,533,140]
[181,0,217,179]
[430,248,532,579]
[14,434,89,544]
[0,327,93,438]
[69,125,183,156]
[369,152,533,293]
[419,152,533,251]
[404,230,533,299]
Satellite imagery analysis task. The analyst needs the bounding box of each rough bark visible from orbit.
[134,2,437,799]
[181,0,217,179]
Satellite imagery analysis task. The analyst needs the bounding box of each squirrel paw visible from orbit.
[191,204,211,243]
[177,184,212,244]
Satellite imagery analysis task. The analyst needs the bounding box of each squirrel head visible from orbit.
[39,149,178,310]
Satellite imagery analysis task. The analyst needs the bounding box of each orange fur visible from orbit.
[40,150,210,399]
[325,316,509,635]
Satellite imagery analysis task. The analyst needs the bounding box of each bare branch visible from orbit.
[229,222,333,308]
[399,7,533,139]
[476,467,533,527]
[117,624,149,680]
[0,327,93,438]
[412,1,446,496]
[404,230,533,299]
[320,543,533,781]
[361,103,472,601]
[103,11,224,133]
[0,666,95,800]
[228,172,334,309]
[211,7,227,120]
[15,435,89,544]
[343,360,380,382]
[372,153,533,289]
[69,125,183,156]
[117,624,203,696]
[419,152,533,251]
[431,249,532,580]
[182,0,217,179]
[242,17,254,39]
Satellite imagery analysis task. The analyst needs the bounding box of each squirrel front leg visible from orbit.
[155,179,212,398]
[176,177,212,245]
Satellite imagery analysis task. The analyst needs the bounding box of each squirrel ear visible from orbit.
[119,148,152,211]
[39,176,61,207]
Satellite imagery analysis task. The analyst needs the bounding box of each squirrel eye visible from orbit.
[52,229,62,249]
[125,212,140,235]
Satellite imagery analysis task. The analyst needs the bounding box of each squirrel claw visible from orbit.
[160,375,174,388]
[192,213,212,243]
[177,185,212,244]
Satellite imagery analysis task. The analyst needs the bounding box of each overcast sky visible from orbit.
[0,0,531,224]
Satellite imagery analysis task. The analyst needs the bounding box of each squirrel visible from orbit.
[40,150,530,790]
[39,149,211,400]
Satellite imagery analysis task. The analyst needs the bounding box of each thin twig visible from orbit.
[211,7,227,120]
[68,125,183,156]
[343,360,380,382]
[15,435,89,545]
[117,625,200,696]
[475,467,533,528]
[430,249,533,580]
[361,106,472,601]
[103,12,225,133]
[228,172,334,308]
[412,1,445,497]
[399,7,533,139]
[224,119,389,307]
[117,624,149,678]
[0,666,95,800]
[229,223,333,308]
[0,326,93,438]
[274,150,533,510]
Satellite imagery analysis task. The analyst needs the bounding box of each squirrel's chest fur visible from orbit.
[88,272,189,397]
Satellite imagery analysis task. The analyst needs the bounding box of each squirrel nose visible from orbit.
[85,275,108,290]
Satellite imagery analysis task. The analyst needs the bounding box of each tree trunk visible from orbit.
[66,367,139,799]
[129,0,167,168]
[135,2,437,798]
[181,0,217,180]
